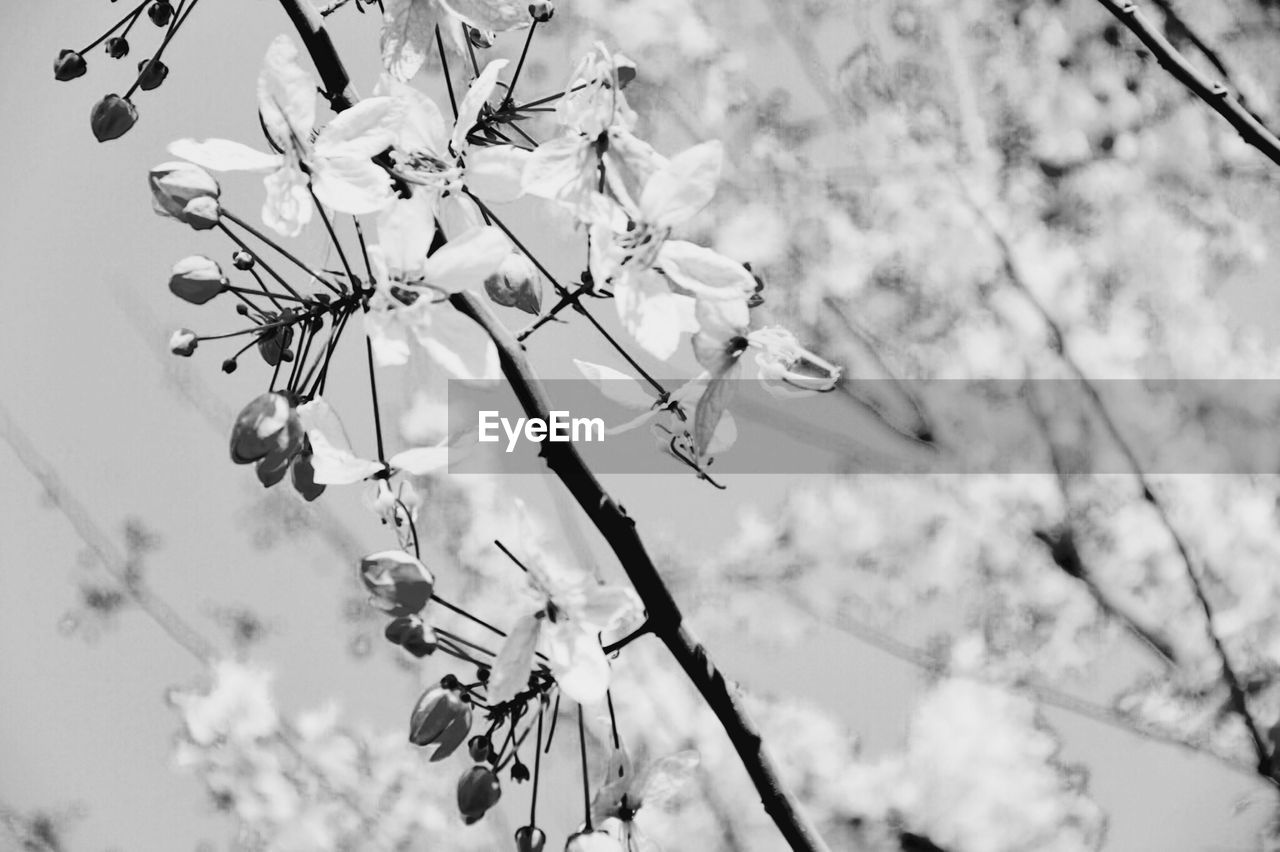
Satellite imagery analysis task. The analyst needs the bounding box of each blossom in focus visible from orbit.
[456,765,501,824]
[169,36,402,237]
[487,550,640,705]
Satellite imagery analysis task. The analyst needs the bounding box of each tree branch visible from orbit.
[272,1,831,846]
[1093,0,1280,169]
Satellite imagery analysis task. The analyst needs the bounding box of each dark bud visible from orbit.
[168,329,198,357]
[148,1,174,26]
[476,666,490,683]
[385,614,437,656]
[136,59,169,91]
[229,392,301,465]
[466,25,495,49]
[289,451,326,502]
[257,324,294,366]
[221,358,237,374]
[54,49,87,81]
[514,826,547,852]
[510,761,530,783]
[105,37,130,59]
[168,255,227,305]
[235,303,251,316]
[528,1,554,22]
[410,685,473,760]
[232,250,255,270]
[484,254,542,316]
[467,735,491,763]
[90,94,138,142]
[360,551,434,618]
[614,53,637,88]
[309,315,325,333]
[456,766,501,825]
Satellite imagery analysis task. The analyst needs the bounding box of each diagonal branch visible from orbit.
[273,1,832,847]
[1092,0,1280,168]
[962,189,1277,783]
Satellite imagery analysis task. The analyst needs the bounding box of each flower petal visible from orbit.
[639,140,723,228]
[311,156,395,216]
[451,59,508,154]
[389,445,450,475]
[315,97,403,160]
[168,138,281,172]
[422,225,510,293]
[613,271,697,361]
[261,165,312,237]
[658,240,755,299]
[466,145,528,203]
[258,35,317,150]
[573,360,654,410]
[545,623,611,704]
[487,613,541,704]
[308,429,385,484]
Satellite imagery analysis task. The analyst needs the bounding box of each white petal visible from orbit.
[379,0,438,82]
[439,0,531,31]
[545,623,611,704]
[315,97,403,160]
[258,35,317,150]
[365,308,413,366]
[639,140,723,228]
[262,166,312,237]
[522,135,592,201]
[422,225,510,293]
[451,59,508,154]
[487,613,541,704]
[693,374,737,457]
[658,240,755,298]
[168,138,281,172]
[307,430,384,485]
[573,360,654,410]
[311,156,395,215]
[376,74,449,153]
[614,271,696,361]
[465,145,528,203]
[389,445,450,475]
[376,196,438,278]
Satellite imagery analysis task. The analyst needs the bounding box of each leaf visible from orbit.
[573,360,654,410]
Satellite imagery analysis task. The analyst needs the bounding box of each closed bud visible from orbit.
[168,255,227,305]
[54,49,87,81]
[90,94,138,142]
[183,196,220,230]
[359,550,434,617]
[168,328,197,357]
[515,826,547,852]
[410,685,472,760]
[257,323,293,367]
[528,1,554,22]
[385,614,436,656]
[232,250,255,270]
[136,58,169,91]
[510,761,530,782]
[484,253,542,315]
[466,25,495,49]
[456,766,501,825]
[105,37,130,59]
[467,735,491,763]
[148,1,174,26]
[229,392,299,465]
[149,161,221,227]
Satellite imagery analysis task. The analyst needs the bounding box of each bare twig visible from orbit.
[962,189,1277,783]
[273,1,832,847]
[1093,0,1280,169]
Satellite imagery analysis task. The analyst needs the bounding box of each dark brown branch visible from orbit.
[452,292,832,851]
[1093,0,1280,169]
[273,1,831,846]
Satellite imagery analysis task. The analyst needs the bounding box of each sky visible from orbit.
[0,2,1274,851]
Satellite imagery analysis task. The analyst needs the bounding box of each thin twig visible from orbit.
[1093,0,1280,169]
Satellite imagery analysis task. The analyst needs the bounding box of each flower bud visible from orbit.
[229,392,298,464]
[105,37,130,59]
[564,831,623,852]
[466,25,495,49]
[467,735,491,763]
[54,49,87,81]
[136,58,169,91]
[183,197,220,230]
[484,253,543,316]
[168,255,227,305]
[289,451,325,501]
[168,328,197,357]
[515,826,547,852]
[359,550,434,617]
[528,1,554,22]
[410,685,472,760]
[90,94,137,142]
[614,54,637,89]
[149,161,221,227]
[510,761,530,782]
[456,765,501,824]
[385,613,437,657]
[232,250,255,270]
[148,1,174,26]
[257,322,294,367]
